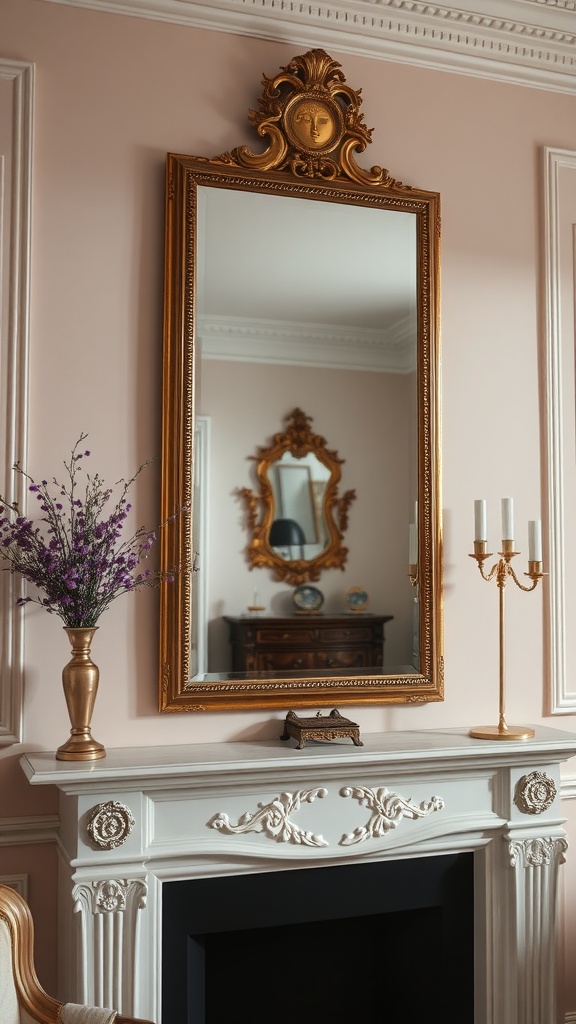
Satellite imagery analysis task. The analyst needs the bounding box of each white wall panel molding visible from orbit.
[38,0,576,93]
[560,773,576,799]
[0,874,28,898]
[543,147,576,714]
[0,814,60,846]
[0,59,34,746]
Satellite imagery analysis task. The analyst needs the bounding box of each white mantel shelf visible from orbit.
[20,724,576,791]
[21,725,576,1024]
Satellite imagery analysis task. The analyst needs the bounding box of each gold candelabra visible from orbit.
[468,538,545,741]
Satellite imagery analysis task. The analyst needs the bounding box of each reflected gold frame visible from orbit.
[238,407,356,586]
[159,49,442,712]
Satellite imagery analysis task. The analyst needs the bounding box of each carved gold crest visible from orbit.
[222,49,406,187]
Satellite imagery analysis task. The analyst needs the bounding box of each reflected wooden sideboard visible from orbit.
[224,614,393,673]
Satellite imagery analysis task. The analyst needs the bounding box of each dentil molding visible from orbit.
[38,0,576,93]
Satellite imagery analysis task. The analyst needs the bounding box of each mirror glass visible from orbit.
[159,49,442,712]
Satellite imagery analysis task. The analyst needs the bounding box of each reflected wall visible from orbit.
[199,360,417,671]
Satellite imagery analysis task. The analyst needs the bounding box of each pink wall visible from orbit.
[2,0,576,1009]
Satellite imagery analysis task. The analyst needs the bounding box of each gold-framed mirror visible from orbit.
[238,407,356,586]
[159,49,442,712]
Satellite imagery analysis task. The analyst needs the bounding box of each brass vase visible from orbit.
[56,626,106,761]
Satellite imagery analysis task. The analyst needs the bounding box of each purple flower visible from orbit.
[0,433,187,628]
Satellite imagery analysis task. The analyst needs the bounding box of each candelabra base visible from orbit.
[469,724,535,741]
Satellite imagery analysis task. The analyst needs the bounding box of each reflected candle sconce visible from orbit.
[469,497,545,741]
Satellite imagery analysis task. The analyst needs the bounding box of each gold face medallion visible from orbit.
[284,95,342,153]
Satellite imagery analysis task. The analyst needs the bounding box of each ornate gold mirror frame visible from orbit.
[238,407,356,586]
[159,49,442,712]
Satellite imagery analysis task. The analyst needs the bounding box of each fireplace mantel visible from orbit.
[21,725,576,1023]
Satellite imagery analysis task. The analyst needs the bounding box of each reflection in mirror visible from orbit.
[159,49,442,712]
[270,454,329,557]
[238,408,356,586]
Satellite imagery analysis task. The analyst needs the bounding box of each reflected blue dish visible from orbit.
[293,584,324,612]
[346,587,369,612]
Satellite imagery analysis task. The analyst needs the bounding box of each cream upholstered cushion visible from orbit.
[59,1006,117,1023]
[0,916,20,1024]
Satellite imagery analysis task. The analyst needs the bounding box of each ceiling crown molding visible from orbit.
[38,0,576,92]
[198,314,416,373]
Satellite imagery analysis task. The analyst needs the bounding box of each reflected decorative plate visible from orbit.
[346,586,369,612]
[293,584,324,613]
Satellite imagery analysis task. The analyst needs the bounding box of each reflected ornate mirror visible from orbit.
[238,407,356,586]
[159,49,442,712]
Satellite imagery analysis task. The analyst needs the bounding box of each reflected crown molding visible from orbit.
[38,0,576,93]
[198,314,416,373]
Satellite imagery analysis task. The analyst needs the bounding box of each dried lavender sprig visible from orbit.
[0,435,187,628]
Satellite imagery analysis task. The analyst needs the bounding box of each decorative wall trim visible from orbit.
[0,815,60,846]
[0,874,28,899]
[560,773,576,799]
[543,147,576,714]
[37,0,576,94]
[0,60,33,747]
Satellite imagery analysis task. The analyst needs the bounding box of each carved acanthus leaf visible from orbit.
[339,785,444,845]
[208,788,329,847]
[508,836,568,869]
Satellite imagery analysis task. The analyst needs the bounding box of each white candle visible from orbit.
[528,520,542,561]
[474,499,487,542]
[409,523,417,565]
[501,497,514,541]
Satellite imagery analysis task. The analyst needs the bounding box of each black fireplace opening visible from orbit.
[162,853,474,1024]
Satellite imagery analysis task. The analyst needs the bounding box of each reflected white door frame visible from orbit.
[192,416,210,678]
